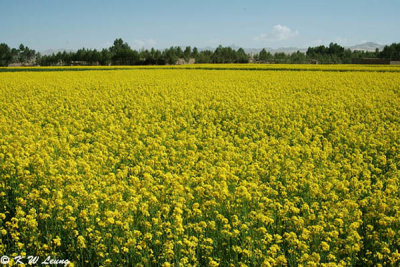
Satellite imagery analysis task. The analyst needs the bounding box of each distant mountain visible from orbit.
[270,47,307,53]
[243,47,307,54]
[40,48,74,55]
[244,42,387,54]
[39,42,387,56]
[346,42,385,52]
[198,45,306,54]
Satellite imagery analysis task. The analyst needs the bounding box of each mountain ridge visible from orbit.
[40,42,386,55]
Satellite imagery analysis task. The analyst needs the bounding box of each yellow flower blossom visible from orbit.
[0,65,399,266]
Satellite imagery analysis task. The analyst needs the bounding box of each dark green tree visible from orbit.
[236,48,249,63]
[183,46,191,62]
[163,47,178,64]
[192,47,199,59]
[0,43,12,66]
[290,51,306,63]
[258,48,273,62]
[100,49,111,65]
[109,38,137,65]
[380,43,400,60]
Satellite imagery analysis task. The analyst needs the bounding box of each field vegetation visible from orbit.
[0,66,399,266]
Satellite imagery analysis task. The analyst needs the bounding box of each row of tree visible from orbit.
[254,43,400,64]
[1,39,400,66]
[0,43,36,66]
[305,43,380,64]
[36,39,250,66]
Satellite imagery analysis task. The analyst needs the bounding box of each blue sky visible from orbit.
[1,0,399,51]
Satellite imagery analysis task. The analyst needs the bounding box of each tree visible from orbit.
[195,50,212,63]
[140,49,152,65]
[212,45,239,63]
[153,49,165,65]
[380,43,400,60]
[61,51,72,65]
[109,38,137,65]
[183,46,191,62]
[176,47,184,58]
[192,47,199,59]
[13,44,36,64]
[290,51,306,64]
[163,47,178,64]
[0,43,12,66]
[327,43,344,56]
[236,48,249,63]
[99,49,111,65]
[259,48,272,62]
[274,52,288,63]
[11,47,18,62]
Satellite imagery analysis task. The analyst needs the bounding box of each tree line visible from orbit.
[0,43,36,66]
[1,38,400,66]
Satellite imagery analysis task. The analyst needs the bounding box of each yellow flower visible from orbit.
[321,242,330,251]
[1,65,399,266]
[77,235,86,249]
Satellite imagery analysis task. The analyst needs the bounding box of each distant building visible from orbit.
[8,63,23,67]
[175,58,195,65]
[8,62,36,67]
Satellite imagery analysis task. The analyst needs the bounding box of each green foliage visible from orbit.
[0,43,12,66]
[2,39,400,67]
[379,43,400,60]
[258,48,273,62]
[0,43,36,66]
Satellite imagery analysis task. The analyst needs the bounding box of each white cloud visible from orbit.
[254,25,299,42]
[131,39,157,49]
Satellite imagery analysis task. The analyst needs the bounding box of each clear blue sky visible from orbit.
[1,0,399,51]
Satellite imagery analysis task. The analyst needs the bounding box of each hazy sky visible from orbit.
[1,0,399,51]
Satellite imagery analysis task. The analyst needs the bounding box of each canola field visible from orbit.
[0,66,400,266]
